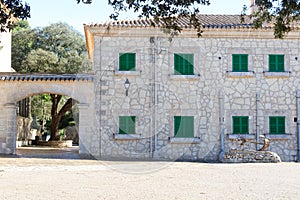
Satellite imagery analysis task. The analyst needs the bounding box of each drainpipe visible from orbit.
[256,92,260,150]
[219,90,225,161]
[296,90,300,162]
[150,37,156,158]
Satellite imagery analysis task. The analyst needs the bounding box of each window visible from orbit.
[269,116,285,134]
[174,53,194,75]
[232,54,248,72]
[269,55,284,72]
[119,116,136,134]
[232,116,249,134]
[174,116,194,138]
[119,53,136,71]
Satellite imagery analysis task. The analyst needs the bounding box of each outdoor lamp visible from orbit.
[124,78,130,96]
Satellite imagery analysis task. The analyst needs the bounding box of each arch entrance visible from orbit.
[0,74,98,158]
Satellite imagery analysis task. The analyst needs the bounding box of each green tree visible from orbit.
[12,22,91,140]
[242,0,300,38]
[2,1,299,38]
[0,0,30,32]
[11,21,36,71]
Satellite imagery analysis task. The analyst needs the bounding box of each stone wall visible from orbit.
[94,32,300,161]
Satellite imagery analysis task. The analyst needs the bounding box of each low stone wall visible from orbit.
[223,149,281,163]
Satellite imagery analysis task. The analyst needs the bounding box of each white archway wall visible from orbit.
[0,80,96,155]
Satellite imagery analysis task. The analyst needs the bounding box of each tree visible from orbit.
[0,0,30,32]
[12,22,91,140]
[243,0,300,38]
[2,1,299,38]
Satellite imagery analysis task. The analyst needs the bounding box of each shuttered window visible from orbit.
[232,116,249,134]
[174,116,194,138]
[269,116,285,134]
[174,53,194,75]
[232,54,248,72]
[269,55,284,72]
[119,116,136,134]
[119,53,136,71]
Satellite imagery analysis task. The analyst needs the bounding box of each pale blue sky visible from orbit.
[25,0,250,34]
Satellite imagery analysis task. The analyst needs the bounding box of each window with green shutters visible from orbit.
[174,116,194,138]
[269,116,285,134]
[232,54,248,72]
[232,116,249,134]
[119,53,136,71]
[174,53,194,75]
[269,55,284,72]
[119,116,136,134]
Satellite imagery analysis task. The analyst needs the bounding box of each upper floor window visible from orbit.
[174,53,194,75]
[232,54,248,72]
[269,55,284,72]
[269,116,285,134]
[119,116,136,134]
[119,53,136,71]
[174,116,194,138]
[232,116,249,134]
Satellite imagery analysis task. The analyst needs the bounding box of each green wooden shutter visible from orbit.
[269,55,284,72]
[232,54,248,72]
[119,53,136,71]
[119,116,136,134]
[174,116,194,138]
[174,54,194,75]
[232,116,249,134]
[269,116,285,134]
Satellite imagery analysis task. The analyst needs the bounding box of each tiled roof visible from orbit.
[85,15,254,29]
[0,73,94,82]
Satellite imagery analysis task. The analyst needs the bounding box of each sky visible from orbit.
[25,0,250,34]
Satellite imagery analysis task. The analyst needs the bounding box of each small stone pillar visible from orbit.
[4,103,17,154]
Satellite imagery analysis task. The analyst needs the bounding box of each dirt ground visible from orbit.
[0,147,299,200]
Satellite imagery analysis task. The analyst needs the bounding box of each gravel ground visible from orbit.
[0,147,299,199]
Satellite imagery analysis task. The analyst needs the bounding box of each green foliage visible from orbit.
[243,0,300,38]
[12,22,92,73]
[107,0,210,37]
[12,20,30,32]
[0,0,30,32]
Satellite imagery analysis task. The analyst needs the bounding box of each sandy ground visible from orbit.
[0,147,299,199]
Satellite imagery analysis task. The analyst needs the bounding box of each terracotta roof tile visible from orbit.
[85,15,254,29]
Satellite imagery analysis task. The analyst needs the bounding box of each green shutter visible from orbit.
[232,54,248,72]
[119,116,136,134]
[119,53,136,71]
[174,116,194,138]
[174,54,194,75]
[232,116,249,134]
[269,116,285,134]
[269,55,284,72]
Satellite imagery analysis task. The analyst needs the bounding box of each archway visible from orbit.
[0,74,97,158]
[15,93,81,159]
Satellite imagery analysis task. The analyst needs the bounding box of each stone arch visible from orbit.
[0,79,97,157]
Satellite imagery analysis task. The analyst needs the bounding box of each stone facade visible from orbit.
[84,16,300,162]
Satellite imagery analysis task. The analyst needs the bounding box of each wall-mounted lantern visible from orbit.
[124,78,130,96]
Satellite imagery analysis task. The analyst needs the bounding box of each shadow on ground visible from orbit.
[15,146,94,160]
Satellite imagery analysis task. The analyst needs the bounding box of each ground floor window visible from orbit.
[119,116,136,134]
[174,116,194,138]
[269,116,285,134]
[232,116,249,134]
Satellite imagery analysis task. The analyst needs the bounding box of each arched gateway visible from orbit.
[0,73,98,157]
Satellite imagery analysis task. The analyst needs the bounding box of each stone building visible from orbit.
[84,14,300,162]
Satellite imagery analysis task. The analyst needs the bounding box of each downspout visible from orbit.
[296,90,300,162]
[256,92,260,150]
[149,37,155,158]
[219,90,225,161]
